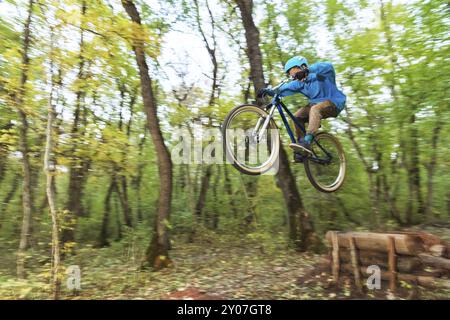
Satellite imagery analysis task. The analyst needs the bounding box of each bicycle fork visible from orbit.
[251,104,277,142]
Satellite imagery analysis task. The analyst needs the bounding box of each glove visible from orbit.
[293,69,309,81]
[257,88,275,98]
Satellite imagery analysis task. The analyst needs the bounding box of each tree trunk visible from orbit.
[16,0,34,279]
[0,158,5,186]
[380,172,403,225]
[119,175,133,227]
[211,166,221,230]
[192,0,219,229]
[114,191,122,241]
[276,145,317,251]
[235,0,317,250]
[132,129,146,223]
[63,0,90,247]
[424,122,442,219]
[223,164,238,217]
[117,85,133,228]
[239,175,258,228]
[195,165,213,222]
[368,173,381,227]
[345,109,381,226]
[0,134,9,184]
[380,1,424,225]
[0,173,20,230]
[405,114,424,224]
[121,0,173,270]
[98,176,116,247]
[235,0,266,104]
[334,195,361,225]
[235,0,264,228]
[185,163,196,217]
[45,27,61,299]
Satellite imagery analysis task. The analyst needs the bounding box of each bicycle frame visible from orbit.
[257,94,333,164]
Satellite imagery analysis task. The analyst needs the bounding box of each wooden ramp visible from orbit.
[325,231,450,292]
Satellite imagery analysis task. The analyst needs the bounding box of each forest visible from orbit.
[0,0,449,300]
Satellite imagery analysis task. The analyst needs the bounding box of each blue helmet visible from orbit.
[284,56,308,74]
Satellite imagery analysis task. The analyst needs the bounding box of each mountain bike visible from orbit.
[222,79,346,193]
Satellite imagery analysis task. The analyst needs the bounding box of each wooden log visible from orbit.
[331,231,340,283]
[349,237,362,292]
[399,231,449,254]
[325,231,425,256]
[412,276,450,289]
[429,245,447,258]
[418,253,450,271]
[387,236,397,292]
[337,261,445,277]
[417,268,449,277]
[338,250,422,273]
[341,264,450,289]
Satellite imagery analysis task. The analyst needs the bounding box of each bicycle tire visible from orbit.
[222,104,280,175]
[304,132,346,192]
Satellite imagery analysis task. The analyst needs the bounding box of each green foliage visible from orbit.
[0,0,449,299]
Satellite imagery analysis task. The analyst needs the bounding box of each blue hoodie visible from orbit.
[278,62,347,112]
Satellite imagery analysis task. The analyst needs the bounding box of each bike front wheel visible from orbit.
[304,132,346,193]
[222,104,280,175]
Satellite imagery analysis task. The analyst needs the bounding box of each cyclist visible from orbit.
[257,56,346,162]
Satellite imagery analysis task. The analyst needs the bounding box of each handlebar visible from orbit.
[269,78,290,93]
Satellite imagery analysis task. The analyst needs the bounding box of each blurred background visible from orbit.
[0,0,449,299]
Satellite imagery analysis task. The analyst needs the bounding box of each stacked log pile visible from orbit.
[325,231,450,291]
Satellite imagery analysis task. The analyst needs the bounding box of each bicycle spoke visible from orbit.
[305,133,346,192]
[224,106,279,173]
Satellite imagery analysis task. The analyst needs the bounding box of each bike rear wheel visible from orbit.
[304,132,346,192]
[222,104,280,175]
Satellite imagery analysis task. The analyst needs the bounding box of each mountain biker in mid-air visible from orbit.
[257,56,347,163]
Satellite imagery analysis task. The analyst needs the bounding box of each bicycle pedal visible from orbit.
[289,143,313,154]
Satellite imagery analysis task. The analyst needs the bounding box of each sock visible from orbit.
[304,134,313,143]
